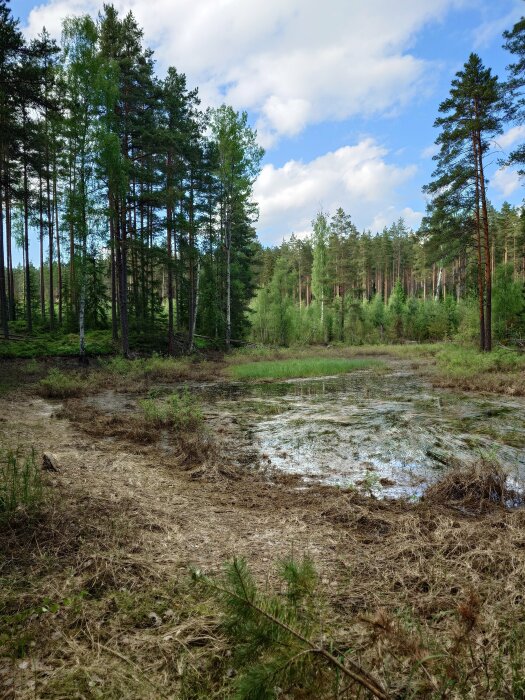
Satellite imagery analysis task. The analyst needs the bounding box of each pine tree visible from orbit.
[424,53,504,351]
[209,106,263,347]
[503,14,525,173]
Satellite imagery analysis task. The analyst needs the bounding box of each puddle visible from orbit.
[194,370,525,498]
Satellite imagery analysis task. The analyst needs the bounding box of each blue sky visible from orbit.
[11,0,525,249]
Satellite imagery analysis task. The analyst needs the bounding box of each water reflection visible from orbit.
[196,371,525,497]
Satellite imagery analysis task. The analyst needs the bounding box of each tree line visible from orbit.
[250,204,525,346]
[251,18,525,350]
[0,1,262,355]
[2,3,525,353]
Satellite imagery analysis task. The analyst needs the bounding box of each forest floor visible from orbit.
[1,347,525,698]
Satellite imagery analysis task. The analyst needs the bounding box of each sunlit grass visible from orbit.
[435,344,525,378]
[229,357,382,380]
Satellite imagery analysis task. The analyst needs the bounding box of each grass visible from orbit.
[38,368,85,398]
[423,459,521,509]
[0,449,43,524]
[139,390,204,430]
[101,353,222,386]
[429,344,525,395]
[229,357,383,380]
[435,344,525,378]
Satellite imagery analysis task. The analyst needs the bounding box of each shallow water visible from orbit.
[197,369,525,497]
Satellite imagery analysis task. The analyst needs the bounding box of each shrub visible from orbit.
[0,449,43,523]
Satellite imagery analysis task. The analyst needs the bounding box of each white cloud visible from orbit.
[472,2,523,50]
[421,143,439,159]
[24,0,467,144]
[491,167,521,198]
[496,125,525,151]
[253,139,418,244]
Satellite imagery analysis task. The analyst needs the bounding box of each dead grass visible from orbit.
[59,398,215,468]
[423,459,521,510]
[3,355,525,698]
[4,453,525,698]
[430,370,525,396]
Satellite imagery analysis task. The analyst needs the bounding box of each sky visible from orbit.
[10,0,525,248]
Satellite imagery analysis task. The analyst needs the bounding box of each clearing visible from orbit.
[1,348,525,698]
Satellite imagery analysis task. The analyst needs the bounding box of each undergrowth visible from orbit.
[139,390,203,430]
[38,368,85,398]
[196,553,525,699]
[435,344,525,378]
[196,556,388,699]
[0,449,43,524]
[230,357,382,380]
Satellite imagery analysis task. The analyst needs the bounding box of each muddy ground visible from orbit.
[1,358,525,698]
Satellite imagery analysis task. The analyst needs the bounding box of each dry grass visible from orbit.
[430,371,525,396]
[423,459,521,509]
[3,353,525,698]
[59,398,215,468]
[4,455,525,698]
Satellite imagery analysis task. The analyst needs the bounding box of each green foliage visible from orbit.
[38,368,84,398]
[0,449,43,523]
[230,357,381,380]
[0,330,114,358]
[493,264,525,341]
[139,389,203,430]
[435,344,525,378]
[196,557,333,699]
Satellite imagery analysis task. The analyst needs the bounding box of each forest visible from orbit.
[4,3,525,699]
[1,2,525,357]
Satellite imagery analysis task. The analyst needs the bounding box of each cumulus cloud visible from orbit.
[24,0,467,144]
[491,167,521,198]
[495,125,525,151]
[253,139,419,244]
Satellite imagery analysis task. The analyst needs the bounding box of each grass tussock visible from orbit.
[0,449,43,524]
[139,390,203,430]
[38,368,85,398]
[424,459,521,509]
[430,344,525,395]
[102,354,223,385]
[230,357,382,380]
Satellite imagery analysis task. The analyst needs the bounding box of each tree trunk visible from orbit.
[191,257,201,349]
[39,176,46,322]
[46,132,54,328]
[6,185,15,321]
[23,153,32,333]
[117,197,130,357]
[53,160,62,325]
[0,156,9,338]
[166,160,175,355]
[472,132,486,351]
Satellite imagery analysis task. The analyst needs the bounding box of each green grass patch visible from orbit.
[139,389,204,430]
[0,449,43,524]
[435,344,525,378]
[38,368,86,398]
[229,357,382,380]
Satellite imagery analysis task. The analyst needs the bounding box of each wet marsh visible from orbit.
[197,366,525,497]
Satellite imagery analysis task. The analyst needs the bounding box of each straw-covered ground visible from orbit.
[1,349,525,699]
